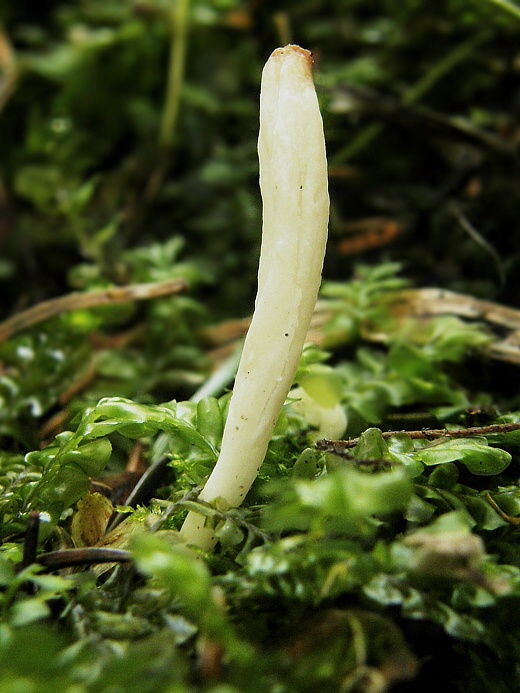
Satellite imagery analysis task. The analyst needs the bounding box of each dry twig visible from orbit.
[316,421,520,452]
[0,279,188,344]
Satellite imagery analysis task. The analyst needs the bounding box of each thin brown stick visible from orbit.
[21,512,41,571]
[485,493,520,526]
[0,279,188,344]
[316,422,520,451]
[450,204,505,287]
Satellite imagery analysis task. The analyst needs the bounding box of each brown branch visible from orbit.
[21,512,41,571]
[37,547,131,570]
[316,422,520,452]
[0,279,188,344]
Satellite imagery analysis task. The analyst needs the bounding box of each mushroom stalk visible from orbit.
[181,45,329,549]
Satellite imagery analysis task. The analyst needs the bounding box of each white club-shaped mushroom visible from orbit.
[181,45,329,550]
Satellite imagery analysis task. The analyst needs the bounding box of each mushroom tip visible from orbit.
[270,44,313,64]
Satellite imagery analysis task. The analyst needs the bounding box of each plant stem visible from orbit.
[483,0,520,20]
[332,31,489,164]
[159,0,190,149]
[401,31,489,106]
[190,345,243,403]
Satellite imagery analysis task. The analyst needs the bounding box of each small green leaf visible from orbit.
[196,397,223,450]
[427,463,459,489]
[353,427,389,460]
[264,466,412,535]
[0,557,15,587]
[130,535,252,664]
[417,438,511,475]
[10,599,51,627]
[297,365,344,408]
[292,448,321,479]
